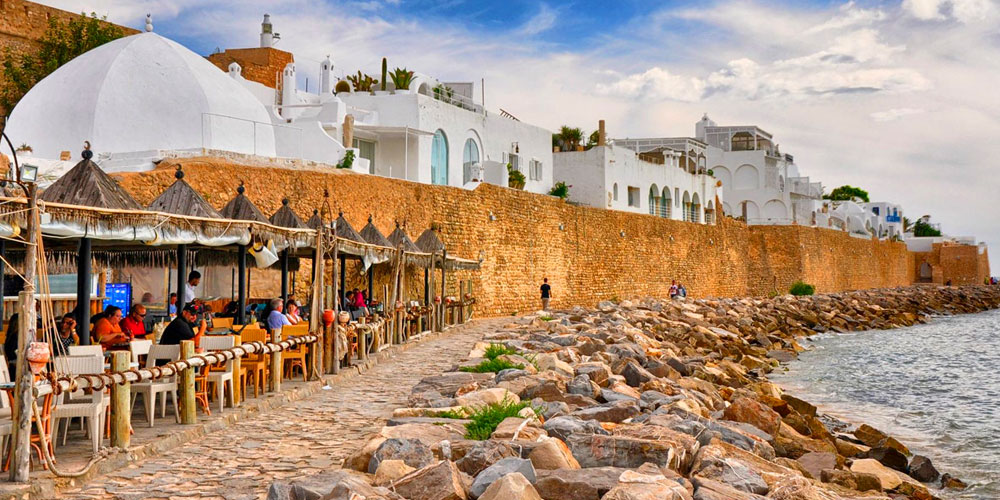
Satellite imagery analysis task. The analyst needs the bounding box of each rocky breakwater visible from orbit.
[268,285,1000,500]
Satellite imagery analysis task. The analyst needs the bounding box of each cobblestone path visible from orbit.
[59,318,507,500]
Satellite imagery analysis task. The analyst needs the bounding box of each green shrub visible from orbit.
[337,150,355,169]
[789,281,815,296]
[483,343,517,360]
[463,397,537,440]
[459,358,524,373]
[548,181,570,199]
[437,408,467,419]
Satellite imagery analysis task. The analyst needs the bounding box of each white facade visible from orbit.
[552,144,720,223]
[862,202,904,240]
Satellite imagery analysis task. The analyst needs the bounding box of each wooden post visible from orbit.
[10,184,37,483]
[326,239,338,374]
[458,280,464,324]
[330,324,340,375]
[280,250,289,304]
[111,351,131,448]
[359,324,367,361]
[309,228,325,379]
[232,334,242,405]
[439,250,447,331]
[270,329,282,392]
[428,252,436,333]
[179,340,197,424]
[76,237,92,344]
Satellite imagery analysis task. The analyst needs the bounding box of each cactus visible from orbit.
[381,58,387,91]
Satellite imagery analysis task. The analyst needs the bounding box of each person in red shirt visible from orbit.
[121,304,148,340]
[93,305,128,349]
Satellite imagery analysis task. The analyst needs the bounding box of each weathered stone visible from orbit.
[478,473,542,500]
[773,422,837,459]
[572,400,639,423]
[455,388,520,409]
[834,437,869,458]
[526,437,580,470]
[908,455,940,483]
[381,422,468,446]
[819,468,882,492]
[369,438,435,474]
[456,440,518,476]
[345,435,386,472]
[374,460,416,486]
[603,476,691,500]
[690,476,767,500]
[470,458,536,498]
[622,361,655,387]
[534,354,574,378]
[574,362,612,386]
[852,424,888,448]
[541,415,609,442]
[492,417,546,441]
[413,373,494,398]
[780,395,817,417]
[867,446,908,473]
[940,473,968,489]
[267,470,384,500]
[565,433,681,469]
[850,458,902,490]
[795,452,837,481]
[723,397,781,436]
[665,357,692,377]
[393,460,468,500]
[533,467,626,500]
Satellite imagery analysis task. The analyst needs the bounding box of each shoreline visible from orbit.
[270,285,1000,500]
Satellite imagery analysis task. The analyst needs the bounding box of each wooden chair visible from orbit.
[212,317,234,329]
[281,325,309,382]
[194,365,212,416]
[239,328,268,397]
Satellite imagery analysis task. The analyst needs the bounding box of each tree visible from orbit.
[912,215,942,237]
[823,185,870,203]
[553,126,583,152]
[586,130,600,149]
[1,13,126,114]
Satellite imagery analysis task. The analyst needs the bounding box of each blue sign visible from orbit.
[104,283,132,314]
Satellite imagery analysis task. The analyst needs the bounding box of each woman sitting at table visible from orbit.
[284,299,302,325]
[57,314,79,352]
[93,305,128,349]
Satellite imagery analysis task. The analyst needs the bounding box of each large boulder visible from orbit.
[469,458,536,498]
[374,460,416,487]
[527,437,580,470]
[794,452,837,481]
[603,471,692,500]
[850,458,902,490]
[565,433,681,469]
[393,460,469,500]
[478,473,542,500]
[572,400,639,423]
[575,362,612,386]
[908,455,940,483]
[773,422,837,459]
[690,476,767,500]
[541,415,609,442]
[456,440,518,476]
[368,438,435,473]
[722,397,781,436]
[690,440,801,494]
[622,361,655,388]
[819,469,883,492]
[413,373,495,398]
[567,375,600,399]
[533,467,626,500]
[381,422,468,447]
[266,470,395,500]
[492,417,546,441]
[455,388,520,409]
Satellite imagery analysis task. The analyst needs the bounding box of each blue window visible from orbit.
[431,130,448,185]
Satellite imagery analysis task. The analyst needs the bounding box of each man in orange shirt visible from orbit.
[93,305,128,349]
[121,304,148,340]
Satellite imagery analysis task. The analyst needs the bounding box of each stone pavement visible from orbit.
[57,318,508,500]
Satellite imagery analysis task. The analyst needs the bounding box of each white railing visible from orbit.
[201,113,303,159]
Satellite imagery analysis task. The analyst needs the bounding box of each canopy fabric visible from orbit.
[305,210,325,230]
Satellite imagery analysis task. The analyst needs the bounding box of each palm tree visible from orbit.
[556,126,584,151]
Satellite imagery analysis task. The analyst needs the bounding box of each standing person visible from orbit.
[540,278,552,311]
[121,304,148,340]
[94,305,128,349]
[266,298,291,332]
[184,270,201,305]
[669,280,679,298]
[159,304,206,348]
[678,283,687,298]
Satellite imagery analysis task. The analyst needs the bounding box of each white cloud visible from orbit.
[870,107,927,121]
[902,0,995,22]
[595,67,706,102]
[517,4,557,36]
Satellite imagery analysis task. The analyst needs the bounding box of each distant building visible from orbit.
[554,121,720,223]
[907,235,990,285]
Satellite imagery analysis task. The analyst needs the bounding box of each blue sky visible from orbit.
[39,0,1000,272]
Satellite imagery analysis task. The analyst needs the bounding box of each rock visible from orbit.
[526,437,580,470]
[542,415,609,442]
[622,361,655,387]
[374,460,416,486]
[766,350,797,363]
[867,446,908,473]
[533,467,626,500]
[603,477,691,500]
[369,438,434,474]
[773,422,837,459]
[850,458,902,490]
[723,397,782,436]
[834,437,868,458]
[690,476,767,500]
[780,395,817,417]
[478,473,542,500]
[819,468,882,492]
[690,440,799,495]
[567,375,600,398]
[455,388,520,409]
[882,436,912,457]
[492,417,546,441]
[497,369,532,382]
[413,373,494,398]
[456,440,518,476]
[795,452,837,481]
[940,473,968,489]
[665,357,692,377]
[381,422,468,447]
[601,388,639,404]
[534,354,574,378]
[393,460,468,500]
[773,458,812,479]
[566,434,684,469]
[908,455,940,483]
[470,458,536,498]
[345,435,386,472]
[572,400,639,423]
[575,362,612,386]
[266,470,389,500]
[852,424,888,448]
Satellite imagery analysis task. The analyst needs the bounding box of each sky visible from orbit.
[40,0,1000,272]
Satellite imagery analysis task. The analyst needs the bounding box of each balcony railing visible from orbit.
[886,215,901,223]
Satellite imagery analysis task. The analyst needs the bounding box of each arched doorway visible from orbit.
[431,129,448,185]
[919,262,933,283]
[661,187,672,218]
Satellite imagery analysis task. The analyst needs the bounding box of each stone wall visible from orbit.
[206,47,294,90]
[114,157,916,316]
[912,243,990,286]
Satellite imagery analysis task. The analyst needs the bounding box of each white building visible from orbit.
[862,202,904,240]
[6,15,554,194]
[554,124,720,223]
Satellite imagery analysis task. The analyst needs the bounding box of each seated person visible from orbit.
[121,304,148,340]
[167,292,178,317]
[219,301,240,318]
[56,314,79,352]
[266,298,291,333]
[284,300,302,325]
[159,304,206,346]
[343,291,356,312]
[93,305,128,349]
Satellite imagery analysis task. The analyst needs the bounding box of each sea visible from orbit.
[770,308,1000,499]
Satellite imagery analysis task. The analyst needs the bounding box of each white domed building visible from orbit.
[6,28,276,169]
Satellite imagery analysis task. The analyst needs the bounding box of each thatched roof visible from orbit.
[388,223,422,253]
[39,152,142,210]
[220,182,268,223]
[359,216,392,248]
[334,212,365,244]
[148,166,222,218]
[306,209,325,230]
[270,198,304,229]
[416,227,445,253]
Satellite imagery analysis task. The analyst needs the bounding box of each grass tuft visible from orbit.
[463,397,538,440]
[459,358,524,373]
[483,343,518,360]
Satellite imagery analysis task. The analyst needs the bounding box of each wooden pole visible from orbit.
[0,239,5,322]
[280,250,289,304]
[76,237,91,344]
[327,239,339,374]
[237,244,247,325]
[439,250,447,331]
[10,184,36,483]
[309,228,325,379]
[110,350,131,448]
[269,329,282,392]
[428,252,436,333]
[231,334,242,405]
[179,340,197,424]
[176,244,188,308]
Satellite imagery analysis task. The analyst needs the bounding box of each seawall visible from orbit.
[115,157,915,316]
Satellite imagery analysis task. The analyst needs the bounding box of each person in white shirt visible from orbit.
[184,270,201,306]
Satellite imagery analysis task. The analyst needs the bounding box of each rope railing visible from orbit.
[43,335,317,396]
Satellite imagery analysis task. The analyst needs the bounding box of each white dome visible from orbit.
[6,32,276,160]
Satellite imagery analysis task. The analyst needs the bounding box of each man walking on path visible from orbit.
[540,278,552,311]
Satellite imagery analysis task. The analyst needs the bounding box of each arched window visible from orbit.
[613,183,619,201]
[661,187,671,218]
[431,130,448,185]
[648,185,660,216]
[462,138,479,183]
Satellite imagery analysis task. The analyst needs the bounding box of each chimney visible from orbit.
[320,55,333,94]
[260,14,273,48]
[598,119,606,147]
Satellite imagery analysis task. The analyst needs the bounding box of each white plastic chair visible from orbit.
[130,339,152,364]
[201,336,236,412]
[130,345,180,427]
[52,355,106,453]
[68,345,103,357]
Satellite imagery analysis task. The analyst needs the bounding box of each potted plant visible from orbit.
[507,163,526,190]
[390,67,415,92]
[347,71,378,93]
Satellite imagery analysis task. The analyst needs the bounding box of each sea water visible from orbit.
[770,309,1000,499]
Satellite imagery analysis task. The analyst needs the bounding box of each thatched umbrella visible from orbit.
[269,199,304,301]
[220,182,269,323]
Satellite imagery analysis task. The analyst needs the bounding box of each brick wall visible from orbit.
[206,47,294,90]
[113,157,917,316]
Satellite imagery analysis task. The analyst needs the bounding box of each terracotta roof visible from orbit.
[39,151,142,210]
[359,216,392,248]
[220,182,268,223]
[334,212,365,244]
[388,223,422,253]
[416,227,445,253]
[269,198,304,228]
[148,166,222,218]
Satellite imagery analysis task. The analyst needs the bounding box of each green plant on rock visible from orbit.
[337,150,355,169]
[789,281,815,296]
[463,396,538,440]
[483,343,517,360]
[459,357,524,373]
[347,71,378,92]
[390,67,415,90]
[549,181,570,199]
